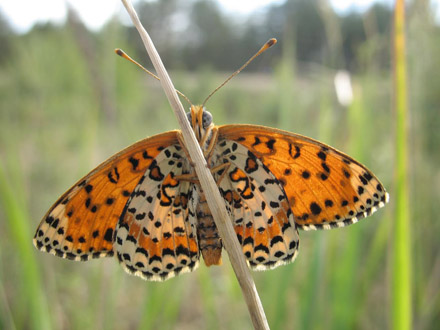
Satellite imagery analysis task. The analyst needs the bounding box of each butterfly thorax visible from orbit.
[187,105,223,266]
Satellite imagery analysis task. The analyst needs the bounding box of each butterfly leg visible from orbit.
[174,162,230,185]
[176,131,196,167]
[204,127,219,163]
[174,172,199,184]
[210,162,231,186]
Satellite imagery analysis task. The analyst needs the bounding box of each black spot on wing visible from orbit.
[310,202,322,215]
[129,157,139,171]
[266,139,276,150]
[104,228,114,243]
[317,151,327,161]
[108,167,120,184]
[302,170,310,179]
[289,143,301,159]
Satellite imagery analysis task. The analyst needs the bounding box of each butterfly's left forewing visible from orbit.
[33,131,179,261]
[219,125,389,230]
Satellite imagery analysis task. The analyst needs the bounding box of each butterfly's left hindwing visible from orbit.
[33,131,179,261]
[219,125,389,231]
[114,144,200,281]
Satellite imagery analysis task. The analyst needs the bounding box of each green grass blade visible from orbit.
[392,1,412,329]
[0,159,52,330]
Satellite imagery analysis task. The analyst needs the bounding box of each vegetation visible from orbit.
[392,1,411,329]
[0,0,438,329]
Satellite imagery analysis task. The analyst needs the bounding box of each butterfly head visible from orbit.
[187,105,212,129]
[186,105,214,148]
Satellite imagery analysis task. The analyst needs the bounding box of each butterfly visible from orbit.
[33,38,388,281]
[33,102,389,281]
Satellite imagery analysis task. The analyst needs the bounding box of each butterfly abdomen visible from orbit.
[196,191,223,266]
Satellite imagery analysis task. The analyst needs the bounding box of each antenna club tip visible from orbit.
[267,38,277,47]
[115,48,124,56]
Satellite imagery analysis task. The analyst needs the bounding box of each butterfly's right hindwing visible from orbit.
[214,140,299,270]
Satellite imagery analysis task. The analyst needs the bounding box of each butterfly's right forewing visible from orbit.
[219,125,389,231]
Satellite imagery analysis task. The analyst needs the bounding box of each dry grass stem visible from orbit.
[120,0,270,328]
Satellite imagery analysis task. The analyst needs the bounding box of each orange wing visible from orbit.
[33,131,179,260]
[218,125,389,230]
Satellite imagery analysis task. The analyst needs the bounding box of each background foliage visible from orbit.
[0,0,439,329]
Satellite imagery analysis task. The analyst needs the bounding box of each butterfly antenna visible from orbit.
[202,38,277,108]
[115,49,192,106]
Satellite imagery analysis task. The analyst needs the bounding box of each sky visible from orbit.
[0,0,432,33]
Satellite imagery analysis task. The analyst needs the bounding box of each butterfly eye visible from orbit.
[186,111,192,123]
[202,110,213,128]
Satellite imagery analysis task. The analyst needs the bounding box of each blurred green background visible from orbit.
[0,0,439,329]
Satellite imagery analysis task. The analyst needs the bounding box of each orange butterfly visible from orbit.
[33,41,389,282]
